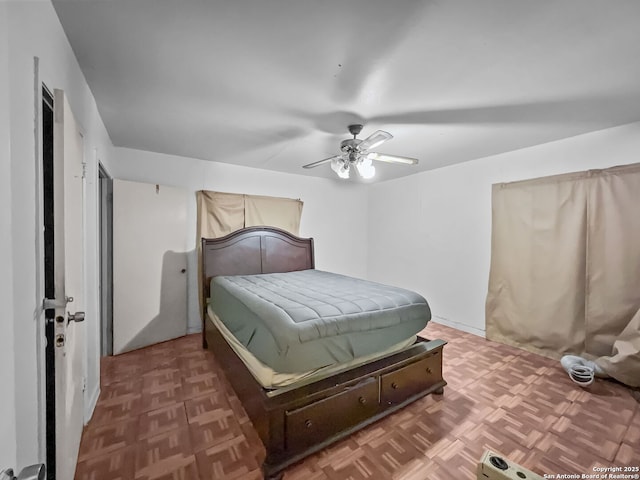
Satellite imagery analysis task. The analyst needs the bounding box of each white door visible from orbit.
[112,180,189,354]
[52,89,85,480]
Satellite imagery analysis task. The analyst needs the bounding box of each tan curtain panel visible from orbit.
[486,163,640,387]
[196,190,303,320]
[486,175,589,355]
[598,307,640,388]
[587,166,640,386]
[196,191,245,240]
[245,194,303,235]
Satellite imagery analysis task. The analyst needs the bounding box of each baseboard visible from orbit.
[84,385,100,424]
[431,316,486,338]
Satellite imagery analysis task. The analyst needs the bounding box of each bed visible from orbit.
[201,226,446,479]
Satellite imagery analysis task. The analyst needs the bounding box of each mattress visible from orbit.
[209,269,431,373]
[207,306,417,389]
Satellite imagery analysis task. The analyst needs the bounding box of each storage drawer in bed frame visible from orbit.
[381,349,442,406]
[285,376,379,450]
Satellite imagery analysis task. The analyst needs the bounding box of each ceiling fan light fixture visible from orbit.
[331,158,350,179]
[355,157,376,179]
[337,166,350,179]
[302,126,417,180]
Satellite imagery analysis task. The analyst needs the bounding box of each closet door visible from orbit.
[113,180,189,353]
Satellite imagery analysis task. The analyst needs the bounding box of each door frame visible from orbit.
[34,56,50,472]
[40,82,56,480]
[37,77,65,480]
[98,163,114,356]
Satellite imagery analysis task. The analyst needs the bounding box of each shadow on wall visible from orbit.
[121,250,188,353]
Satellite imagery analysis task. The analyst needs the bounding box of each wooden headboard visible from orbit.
[201,225,315,316]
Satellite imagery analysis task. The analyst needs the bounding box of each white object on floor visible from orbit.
[560,354,607,376]
[476,449,544,480]
[560,354,608,386]
[568,364,595,386]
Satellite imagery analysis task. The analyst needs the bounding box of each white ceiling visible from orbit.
[52,0,640,183]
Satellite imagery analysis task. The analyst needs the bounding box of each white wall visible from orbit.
[0,2,18,471]
[6,0,114,469]
[368,122,640,336]
[110,147,370,333]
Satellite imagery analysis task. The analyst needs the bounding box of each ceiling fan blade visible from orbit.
[303,155,341,169]
[367,153,419,165]
[357,130,393,151]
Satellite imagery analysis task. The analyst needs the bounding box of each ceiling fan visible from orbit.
[302,124,418,179]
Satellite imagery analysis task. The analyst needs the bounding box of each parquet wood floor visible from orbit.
[75,323,640,480]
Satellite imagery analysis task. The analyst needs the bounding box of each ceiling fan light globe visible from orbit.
[337,166,350,179]
[359,156,373,168]
[356,161,375,179]
[331,158,350,178]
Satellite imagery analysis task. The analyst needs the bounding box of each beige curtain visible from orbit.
[196,190,303,319]
[587,166,640,386]
[196,191,245,240]
[245,194,303,235]
[196,190,303,240]
[486,163,640,387]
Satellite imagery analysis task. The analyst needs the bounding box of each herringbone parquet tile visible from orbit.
[624,408,640,447]
[135,427,198,478]
[74,444,135,480]
[76,418,137,463]
[90,379,142,427]
[75,323,639,480]
[194,434,261,479]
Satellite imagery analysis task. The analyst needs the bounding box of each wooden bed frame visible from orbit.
[201,226,446,479]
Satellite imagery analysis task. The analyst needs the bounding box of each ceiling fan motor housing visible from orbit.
[340,138,361,153]
[348,124,364,136]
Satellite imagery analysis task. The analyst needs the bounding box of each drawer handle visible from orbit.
[305,419,313,428]
[426,367,432,374]
[358,396,367,405]
[391,382,398,389]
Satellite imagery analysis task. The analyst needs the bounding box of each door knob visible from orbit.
[17,464,45,480]
[0,464,45,480]
[68,312,85,323]
[1,468,15,480]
